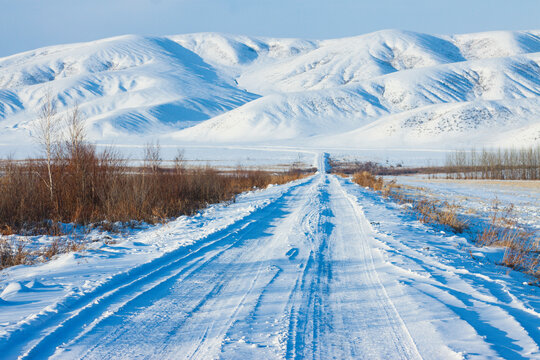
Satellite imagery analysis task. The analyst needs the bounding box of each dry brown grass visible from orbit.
[269,172,309,186]
[502,238,539,278]
[0,236,86,270]
[0,146,310,234]
[0,162,310,270]
[352,171,467,233]
[0,225,14,236]
[332,172,350,178]
[351,169,539,280]
[352,171,385,191]
[415,178,540,190]
[476,205,520,247]
[474,204,539,277]
[39,239,85,262]
[412,199,469,233]
[0,237,30,269]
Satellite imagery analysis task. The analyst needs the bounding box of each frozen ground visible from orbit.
[391,175,540,236]
[0,142,450,169]
[1,154,539,359]
[92,145,451,169]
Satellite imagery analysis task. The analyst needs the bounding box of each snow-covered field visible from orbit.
[391,175,540,236]
[1,154,539,359]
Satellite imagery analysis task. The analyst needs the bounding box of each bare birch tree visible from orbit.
[64,104,86,161]
[34,91,60,205]
[144,141,161,174]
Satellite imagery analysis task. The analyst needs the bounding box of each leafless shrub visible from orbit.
[502,237,539,277]
[0,235,86,269]
[144,141,161,174]
[0,237,30,269]
[173,149,185,174]
[352,171,385,190]
[352,169,538,279]
[474,203,538,277]
[331,159,445,176]
[39,238,84,261]
[0,155,310,269]
[0,151,311,234]
[412,199,468,233]
[0,95,314,268]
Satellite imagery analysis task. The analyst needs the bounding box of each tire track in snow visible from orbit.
[169,175,326,359]
[337,175,540,359]
[46,175,321,359]
[281,174,422,360]
[52,172,424,360]
[283,179,334,360]
[9,176,315,360]
[326,175,423,359]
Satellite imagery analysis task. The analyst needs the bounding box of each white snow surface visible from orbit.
[391,175,540,235]
[1,29,540,154]
[0,154,539,359]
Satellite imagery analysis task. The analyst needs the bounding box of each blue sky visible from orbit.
[2,0,540,57]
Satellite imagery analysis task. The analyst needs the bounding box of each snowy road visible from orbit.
[2,154,540,359]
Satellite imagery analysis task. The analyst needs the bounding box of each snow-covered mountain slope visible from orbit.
[0,35,258,138]
[173,50,540,145]
[1,29,539,150]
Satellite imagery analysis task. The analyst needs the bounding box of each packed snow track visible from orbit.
[1,155,539,359]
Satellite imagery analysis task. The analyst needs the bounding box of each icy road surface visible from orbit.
[1,154,539,359]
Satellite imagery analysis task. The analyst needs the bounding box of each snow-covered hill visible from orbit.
[0,35,258,138]
[1,30,539,150]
